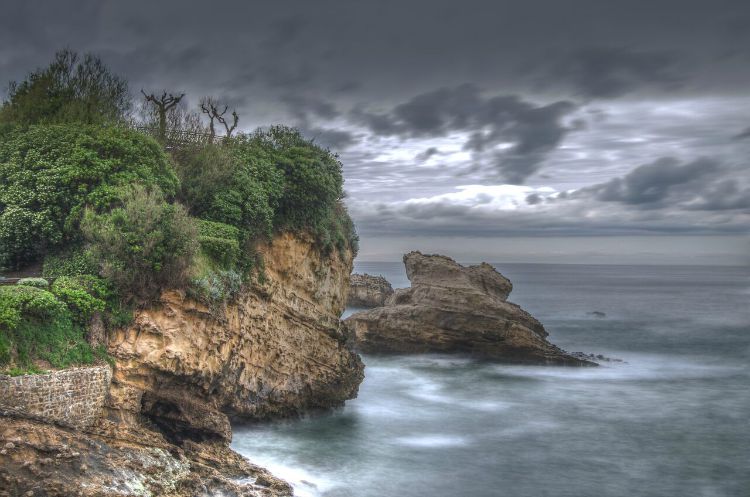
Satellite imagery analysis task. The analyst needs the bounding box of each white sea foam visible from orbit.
[394,434,471,448]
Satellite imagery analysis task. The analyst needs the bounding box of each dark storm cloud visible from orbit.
[353,85,577,183]
[584,157,719,206]
[579,157,750,212]
[734,127,750,140]
[540,47,684,99]
[303,127,356,150]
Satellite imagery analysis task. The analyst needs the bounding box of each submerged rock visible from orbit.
[344,252,595,366]
[347,273,394,308]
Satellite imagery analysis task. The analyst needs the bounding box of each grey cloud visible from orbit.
[544,47,684,99]
[577,157,750,213]
[304,127,356,151]
[353,85,577,183]
[585,157,720,206]
[734,126,750,140]
[415,147,440,162]
[281,94,340,121]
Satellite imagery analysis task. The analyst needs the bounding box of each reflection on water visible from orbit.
[233,264,750,497]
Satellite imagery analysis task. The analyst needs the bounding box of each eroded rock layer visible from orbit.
[345,251,594,366]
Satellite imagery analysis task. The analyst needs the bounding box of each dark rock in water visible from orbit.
[347,273,394,308]
[570,351,625,363]
[587,311,607,318]
[344,252,596,366]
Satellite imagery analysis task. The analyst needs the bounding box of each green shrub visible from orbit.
[82,185,198,302]
[16,277,49,289]
[0,285,93,370]
[0,124,178,269]
[0,49,130,126]
[199,236,241,268]
[51,276,106,326]
[172,143,236,216]
[197,219,240,241]
[42,248,98,278]
[255,126,344,232]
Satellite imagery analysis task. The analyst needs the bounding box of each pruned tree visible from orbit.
[200,97,239,141]
[141,90,185,141]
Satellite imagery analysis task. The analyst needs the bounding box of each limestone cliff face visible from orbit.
[108,232,364,439]
[345,252,594,366]
[0,233,363,497]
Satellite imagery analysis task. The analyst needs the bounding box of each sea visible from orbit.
[232,262,750,497]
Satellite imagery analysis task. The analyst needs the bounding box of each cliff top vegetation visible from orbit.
[0,49,358,373]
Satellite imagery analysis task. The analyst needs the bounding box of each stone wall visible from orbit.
[0,366,111,429]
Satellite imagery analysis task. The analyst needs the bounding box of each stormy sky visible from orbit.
[2,0,749,264]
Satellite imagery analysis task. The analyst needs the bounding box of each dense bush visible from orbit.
[81,185,198,302]
[0,285,93,369]
[245,126,344,232]
[197,219,240,241]
[0,124,178,269]
[42,247,98,278]
[51,276,107,326]
[16,277,49,289]
[0,49,130,126]
[198,236,241,268]
[172,144,236,216]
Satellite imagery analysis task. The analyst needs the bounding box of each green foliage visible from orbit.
[188,267,243,306]
[255,126,344,232]
[0,285,66,330]
[173,139,284,241]
[42,247,98,278]
[198,236,240,268]
[313,201,359,257]
[173,126,355,258]
[0,49,130,125]
[197,219,240,241]
[82,185,198,302]
[51,276,107,326]
[195,219,241,268]
[0,124,178,269]
[172,143,236,215]
[16,277,49,289]
[0,285,93,370]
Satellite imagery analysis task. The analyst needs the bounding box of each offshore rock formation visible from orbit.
[0,233,364,496]
[347,273,394,308]
[345,251,594,366]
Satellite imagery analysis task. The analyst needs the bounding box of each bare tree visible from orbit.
[141,90,185,141]
[200,97,239,140]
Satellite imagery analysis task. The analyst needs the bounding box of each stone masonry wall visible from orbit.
[0,366,111,429]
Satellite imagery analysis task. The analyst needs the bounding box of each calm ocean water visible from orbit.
[233,262,750,497]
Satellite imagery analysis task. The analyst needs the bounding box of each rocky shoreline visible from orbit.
[1,247,603,496]
[0,233,363,497]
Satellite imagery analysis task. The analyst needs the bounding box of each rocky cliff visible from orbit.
[344,252,594,366]
[0,233,364,496]
[347,273,394,308]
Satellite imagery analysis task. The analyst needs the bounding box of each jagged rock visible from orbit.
[345,251,595,366]
[347,273,394,307]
